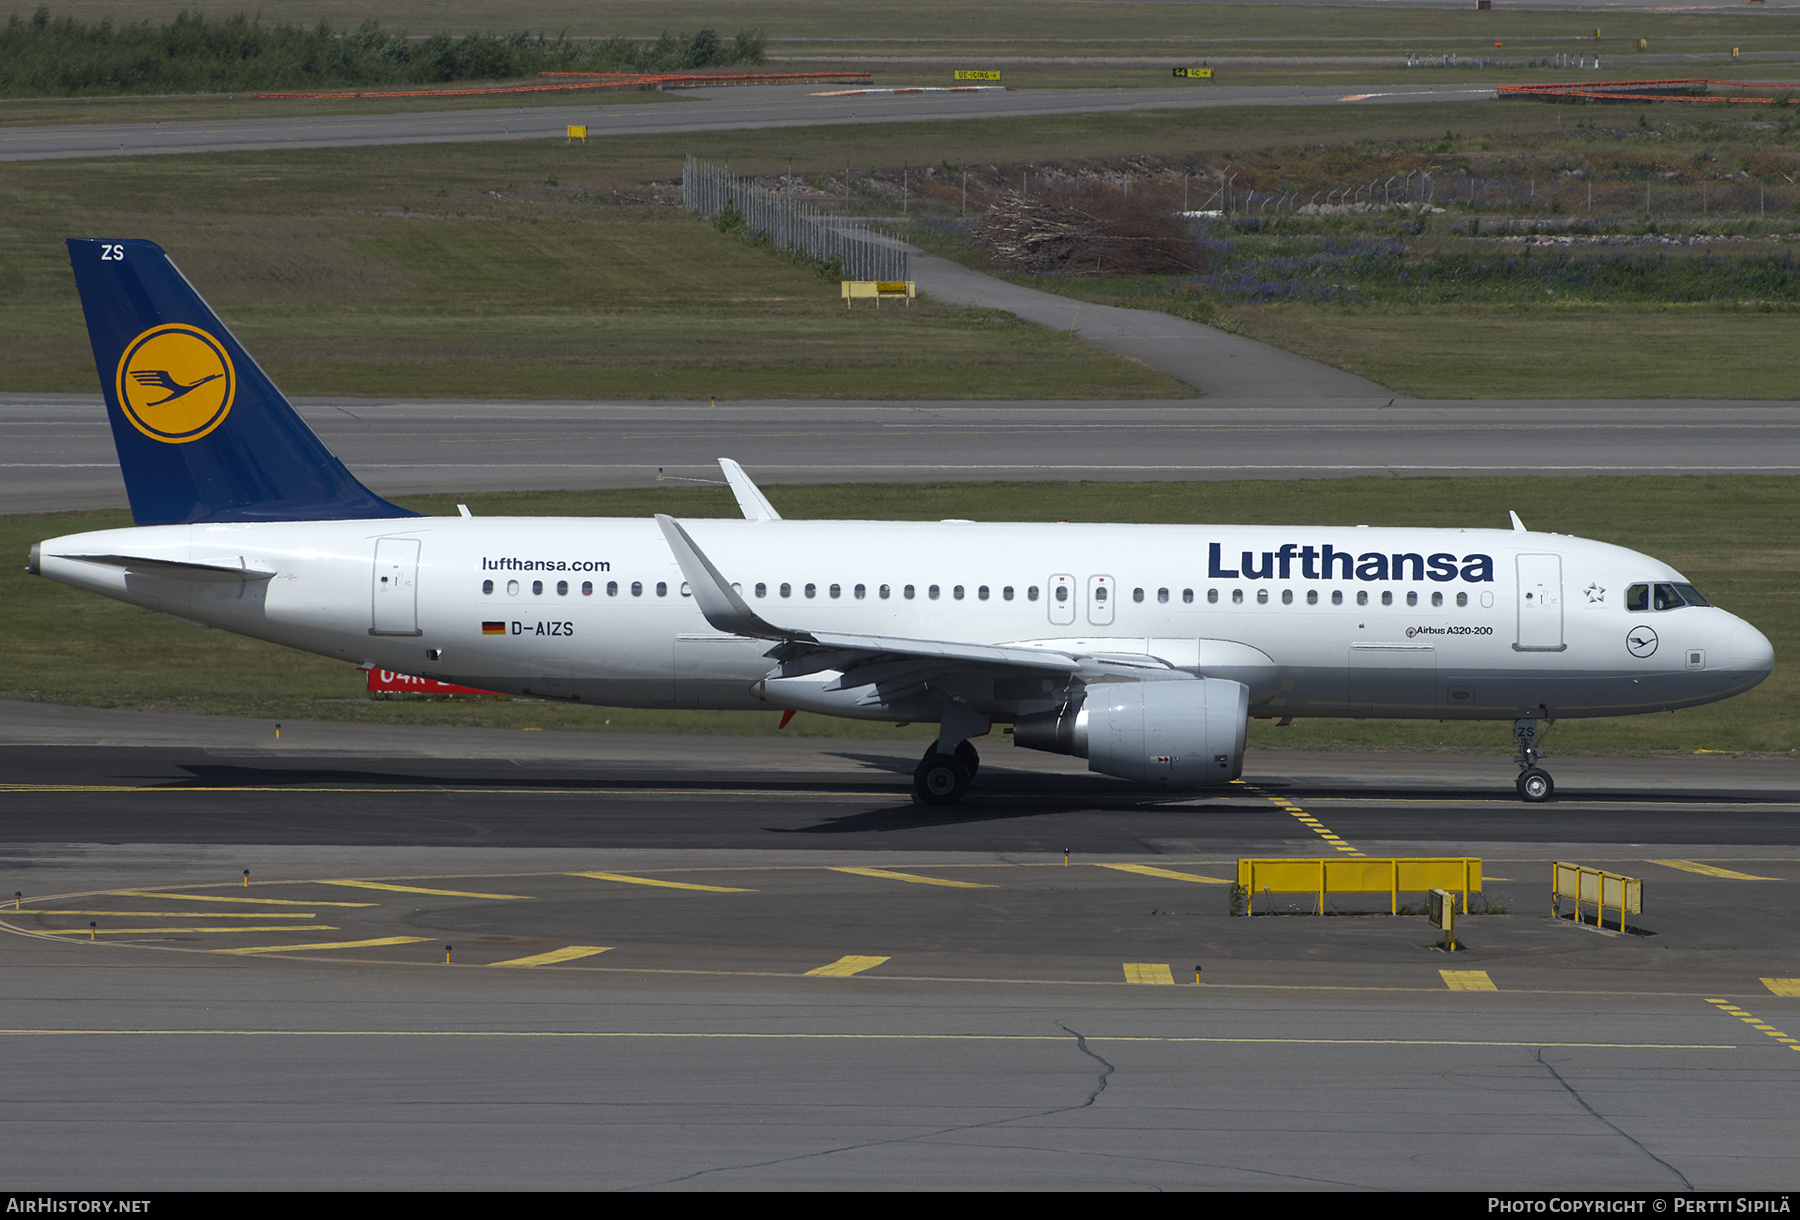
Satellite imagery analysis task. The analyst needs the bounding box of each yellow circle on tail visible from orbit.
[115,324,235,444]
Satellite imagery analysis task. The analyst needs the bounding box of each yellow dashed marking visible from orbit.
[1238,782,1364,856]
[805,955,890,977]
[1706,998,1800,1050]
[213,936,432,956]
[1441,970,1498,992]
[1650,860,1781,881]
[1763,978,1800,997]
[570,872,752,893]
[46,926,337,935]
[112,892,375,907]
[830,867,995,889]
[318,881,530,900]
[1123,963,1174,985]
[491,946,613,968]
[1097,864,1232,885]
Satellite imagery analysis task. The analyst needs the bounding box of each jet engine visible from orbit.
[1013,678,1249,786]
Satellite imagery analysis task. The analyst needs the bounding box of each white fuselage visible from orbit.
[35,516,1774,723]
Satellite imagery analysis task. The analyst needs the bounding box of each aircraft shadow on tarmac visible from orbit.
[137,760,1791,813]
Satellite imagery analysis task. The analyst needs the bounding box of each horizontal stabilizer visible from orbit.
[60,554,277,582]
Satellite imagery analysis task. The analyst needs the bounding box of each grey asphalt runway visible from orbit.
[2,702,1796,1190]
[7,394,1797,514]
[0,80,1501,162]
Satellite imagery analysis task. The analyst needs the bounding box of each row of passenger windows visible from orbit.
[478,577,1470,608]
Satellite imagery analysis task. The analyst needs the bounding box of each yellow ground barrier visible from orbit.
[1553,862,1641,932]
[1236,857,1482,916]
[842,280,916,307]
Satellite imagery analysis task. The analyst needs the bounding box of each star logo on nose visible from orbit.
[1584,583,1605,603]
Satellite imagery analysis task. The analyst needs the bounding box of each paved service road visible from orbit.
[909,251,1393,397]
[0,81,1500,162]
[7,394,1797,514]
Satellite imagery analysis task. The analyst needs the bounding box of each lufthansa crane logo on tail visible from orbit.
[115,324,235,444]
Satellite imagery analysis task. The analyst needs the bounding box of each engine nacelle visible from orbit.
[1015,678,1249,786]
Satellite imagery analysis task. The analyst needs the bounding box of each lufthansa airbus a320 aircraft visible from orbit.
[30,240,1775,804]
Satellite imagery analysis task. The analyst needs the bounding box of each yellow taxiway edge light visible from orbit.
[1124,963,1175,985]
[212,936,433,956]
[1098,864,1232,885]
[1441,970,1498,992]
[491,946,614,967]
[1649,860,1781,881]
[318,881,531,899]
[569,872,752,893]
[805,955,891,977]
[830,867,995,889]
[1763,978,1800,997]
[44,925,337,935]
[113,891,376,907]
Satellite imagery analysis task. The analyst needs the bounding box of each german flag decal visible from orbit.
[481,621,506,635]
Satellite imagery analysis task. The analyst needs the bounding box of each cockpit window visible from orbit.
[1630,582,1710,611]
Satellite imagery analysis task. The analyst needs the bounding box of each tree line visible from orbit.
[0,8,766,97]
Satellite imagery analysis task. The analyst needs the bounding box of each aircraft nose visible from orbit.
[1729,623,1775,679]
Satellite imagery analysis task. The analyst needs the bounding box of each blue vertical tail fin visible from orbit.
[67,238,420,525]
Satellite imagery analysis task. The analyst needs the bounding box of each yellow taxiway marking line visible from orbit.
[1763,978,1800,998]
[830,867,995,889]
[317,881,530,900]
[1238,782,1364,857]
[1706,999,1800,1050]
[569,872,752,893]
[43,926,337,935]
[805,955,891,977]
[1441,970,1498,992]
[0,1029,1735,1050]
[112,891,375,907]
[212,936,433,956]
[20,911,318,918]
[491,946,613,968]
[0,784,882,799]
[1098,864,1232,885]
[1650,860,1782,881]
[1123,963,1174,985]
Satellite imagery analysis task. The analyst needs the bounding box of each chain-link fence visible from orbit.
[683,155,909,281]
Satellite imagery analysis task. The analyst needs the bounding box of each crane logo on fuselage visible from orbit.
[114,324,236,444]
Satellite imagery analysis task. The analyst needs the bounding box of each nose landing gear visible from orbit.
[1513,715,1554,803]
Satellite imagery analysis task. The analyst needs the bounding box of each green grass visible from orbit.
[0,143,1192,400]
[1228,303,1800,400]
[7,478,1793,756]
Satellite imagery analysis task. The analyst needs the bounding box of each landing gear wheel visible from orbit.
[954,740,980,779]
[913,750,971,805]
[1516,767,1554,803]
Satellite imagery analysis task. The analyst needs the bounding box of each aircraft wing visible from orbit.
[655,514,1173,686]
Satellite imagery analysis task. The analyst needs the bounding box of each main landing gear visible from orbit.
[913,741,980,805]
[1512,715,1554,804]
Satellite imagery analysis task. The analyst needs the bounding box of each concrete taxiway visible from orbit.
[8,395,1799,515]
[0,81,1502,163]
[1,701,1796,1189]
